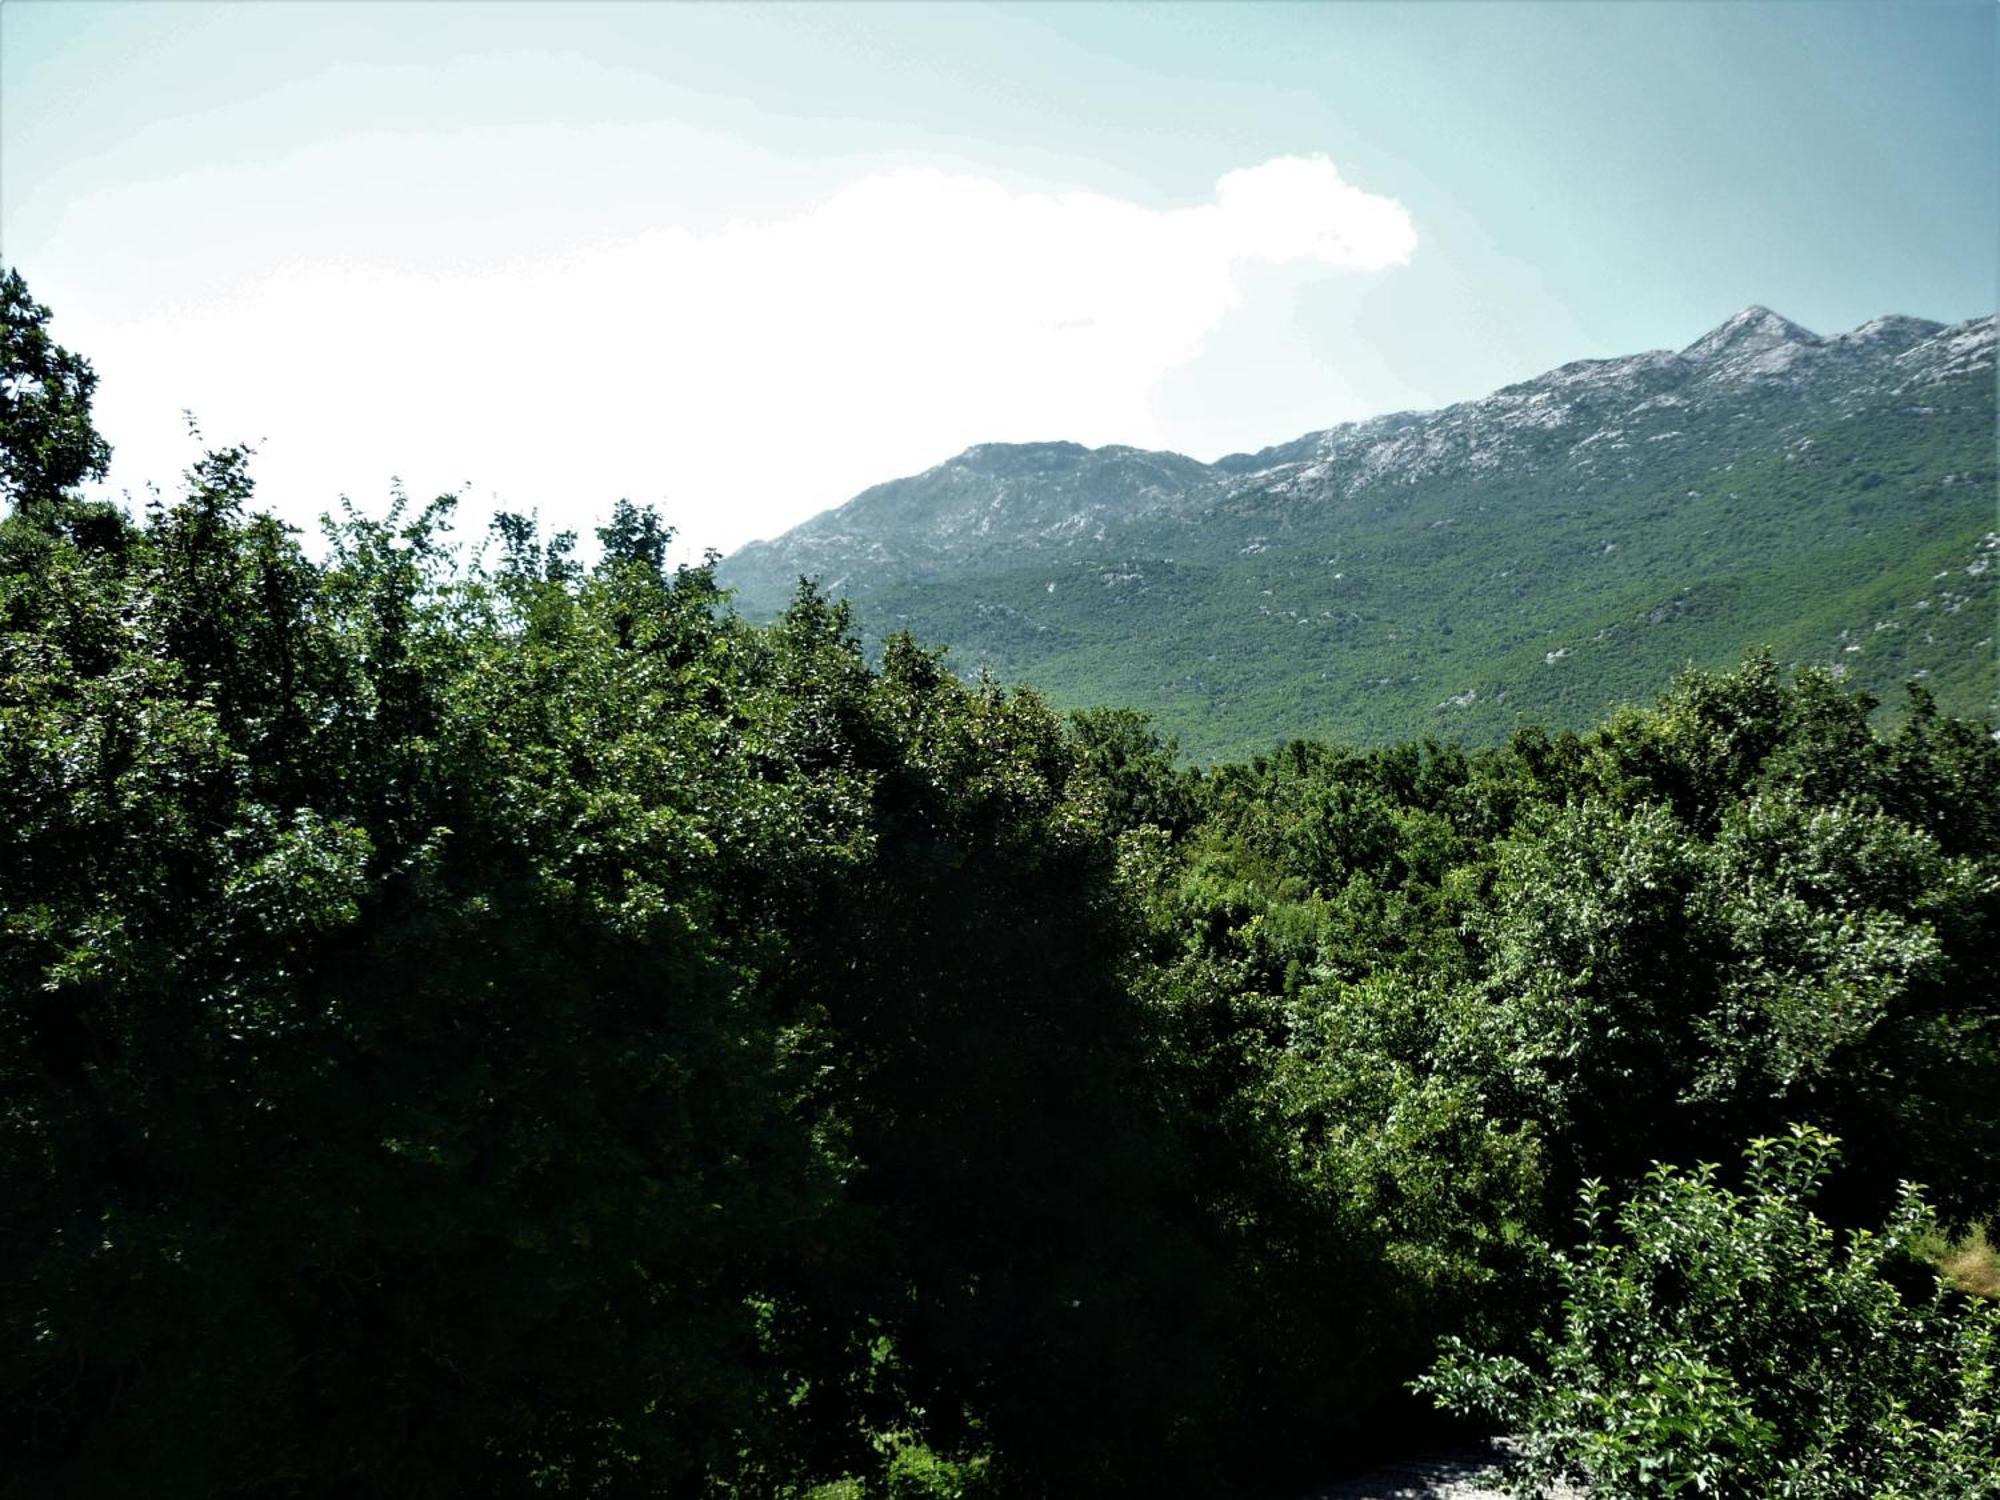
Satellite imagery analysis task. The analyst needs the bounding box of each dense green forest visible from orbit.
[4,270,1997,1496]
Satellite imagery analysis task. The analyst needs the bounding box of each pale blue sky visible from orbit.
[3,1,1993,555]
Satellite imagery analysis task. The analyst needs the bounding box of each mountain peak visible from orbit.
[1682,305,1819,360]
[951,440,1092,475]
[1838,313,1945,349]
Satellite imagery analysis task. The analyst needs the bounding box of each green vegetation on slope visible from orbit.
[872,390,1994,759]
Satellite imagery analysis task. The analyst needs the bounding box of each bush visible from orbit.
[1416,1126,2000,1498]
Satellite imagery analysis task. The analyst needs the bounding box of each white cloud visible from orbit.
[83,154,1415,555]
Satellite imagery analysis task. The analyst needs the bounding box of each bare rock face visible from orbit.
[1680,304,1820,383]
[721,441,1217,603]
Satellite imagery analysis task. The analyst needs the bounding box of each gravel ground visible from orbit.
[1301,1437,1582,1499]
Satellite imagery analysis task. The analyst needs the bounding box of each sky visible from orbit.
[2,0,1994,559]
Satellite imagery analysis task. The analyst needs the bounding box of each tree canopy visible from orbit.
[3,267,1995,1498]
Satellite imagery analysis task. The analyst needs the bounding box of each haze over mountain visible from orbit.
[720,307,1997,760]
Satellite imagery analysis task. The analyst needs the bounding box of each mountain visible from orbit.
[719,309,1998,761]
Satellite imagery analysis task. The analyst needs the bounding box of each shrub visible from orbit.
[1416,1127,2000,1498]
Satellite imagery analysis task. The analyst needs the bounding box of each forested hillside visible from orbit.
[721,308,1997,761]
[4,272,1997,1497]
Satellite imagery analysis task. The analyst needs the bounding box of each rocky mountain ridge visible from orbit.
[722,308,1992,612]
[717,307,1996,759]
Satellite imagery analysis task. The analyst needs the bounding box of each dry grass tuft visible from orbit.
[1933,1226,2000,1299]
